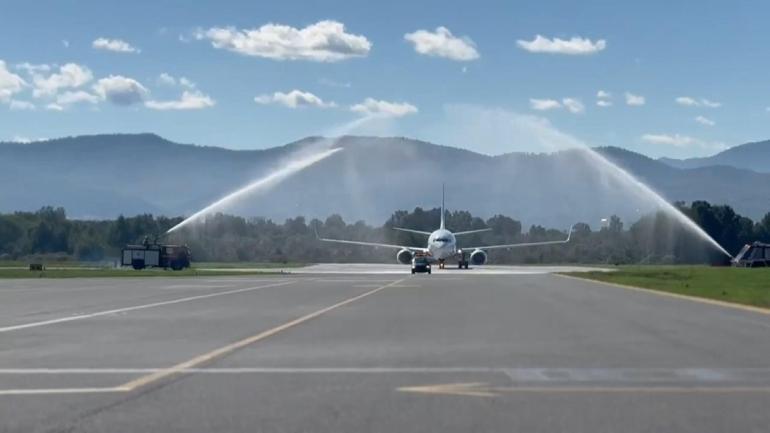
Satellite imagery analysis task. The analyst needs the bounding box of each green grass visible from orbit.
[565,266,770,309]
[0,267,285,279]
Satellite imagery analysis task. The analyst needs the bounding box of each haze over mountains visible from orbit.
[1,134,768,228]
[658,140,770,173]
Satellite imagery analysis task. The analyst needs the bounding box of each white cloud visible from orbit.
[45,103,64,111]
[92,37,140,53]
[675,96,721,108]
[158,73,177,86]
[596,99,612,107]
[350,98,418,117]
[597,90,611,99]
[32,63,93,97]
[530,97,584,113]
[517,35,606,55]
[675,96,697,106]
[15,62,50,74]
[404,26,479,61]
[641,133,724,151]
[530,98,561,111]
[641,133,697,147]
[56,90,99,106]
[254,89,336,109]
[179,77,195,89]
[695,115,715,126]
[145,90,215,110]
[197,20,371,62]
[562,98,585,114]
[93,75,148,106]
[9,100,35,111]
[625,92,645,106]
[0,60,27,102]
[157,73,196,88]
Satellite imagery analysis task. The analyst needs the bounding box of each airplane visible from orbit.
[317,185,573,269]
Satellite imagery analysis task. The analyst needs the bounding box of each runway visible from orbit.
[1,271,768,432]
[200,263,614,274]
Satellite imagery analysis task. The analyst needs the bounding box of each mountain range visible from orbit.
[658,139,770,173]
[1,134,768,228]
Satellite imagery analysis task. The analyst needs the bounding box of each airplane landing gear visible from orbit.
[438,259,445,269]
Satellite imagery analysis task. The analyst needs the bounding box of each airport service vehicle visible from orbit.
[411,255,431,274]
[318,185,573,270]
[732,241,770,267]
[122,240,191,271]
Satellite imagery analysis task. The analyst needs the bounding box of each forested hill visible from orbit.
[1,201,768,264]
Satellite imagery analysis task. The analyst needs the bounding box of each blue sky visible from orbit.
[1,0,769,158]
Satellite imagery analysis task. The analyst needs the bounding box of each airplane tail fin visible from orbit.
[440,183,446,230]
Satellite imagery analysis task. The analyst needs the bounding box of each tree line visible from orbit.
[0,201,768,264]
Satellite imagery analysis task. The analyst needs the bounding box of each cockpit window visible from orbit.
[435,237,451,242]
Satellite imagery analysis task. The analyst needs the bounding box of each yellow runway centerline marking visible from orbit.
[117,278,405,392]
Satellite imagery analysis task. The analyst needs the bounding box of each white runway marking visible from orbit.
[0,280,295,333]
[3,367,770,396]
[0,387,127,396]
[1,367,769,380]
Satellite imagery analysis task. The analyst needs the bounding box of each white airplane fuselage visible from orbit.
[427,228,457,261]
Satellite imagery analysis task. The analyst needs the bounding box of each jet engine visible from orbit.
[470,249,487,265]
[397,249,414,265]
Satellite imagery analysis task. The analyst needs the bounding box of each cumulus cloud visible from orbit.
[9,100,35,110]
[695,115,715,126]
[254,89,336,109]
[530,98,562,111]
[517,35,606,55]
[641,133,725,151]
[197,20,371,62]
[0,60,27,102]
[596,90,612,107]
[146,90,215,110]
[530,97,584,113]
[675,96,721,108]
[562,98,585,114]
[404,26,479,61]
[56,90,99,107]
[157,73,196,88]
[625,92,645,106]
[15,62,51,74]
[32,63,93,97]
[92,38,140,53]
[350,97,418,117]
[93,75,148,106]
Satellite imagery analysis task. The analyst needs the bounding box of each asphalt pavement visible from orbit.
[1,267,768,433]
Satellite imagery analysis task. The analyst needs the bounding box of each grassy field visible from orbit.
[565,266,770,309]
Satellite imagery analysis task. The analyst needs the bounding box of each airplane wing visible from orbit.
[392,227,432,236]
[462,226,573,251]
[453,228,492,236]
[316,229,428,252]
